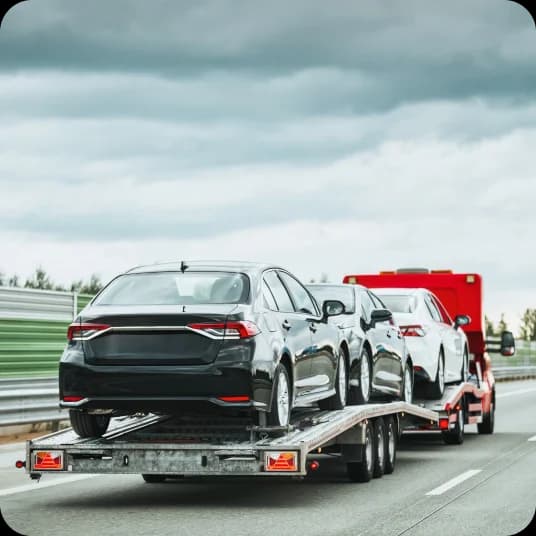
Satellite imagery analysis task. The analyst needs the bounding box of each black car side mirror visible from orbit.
[370,308,392,327]
[322,300,345,321]
[454,314,471,329]
[500,330,515,356]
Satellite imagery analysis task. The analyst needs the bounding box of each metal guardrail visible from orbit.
[1,367,536,428]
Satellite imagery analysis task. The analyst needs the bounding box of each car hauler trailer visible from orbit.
[20,402,438,484]
[342,269,515,441]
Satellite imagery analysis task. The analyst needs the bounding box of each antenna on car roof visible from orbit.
[180,261,188,273]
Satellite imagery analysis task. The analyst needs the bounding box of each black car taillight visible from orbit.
[67,323,111,341]
[187,321,260,340]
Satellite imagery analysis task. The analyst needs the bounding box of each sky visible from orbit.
[0,0,535,331]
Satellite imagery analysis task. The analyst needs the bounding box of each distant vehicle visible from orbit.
[60,261,346,437]
[306,283,413,404]
[366,288,470,398]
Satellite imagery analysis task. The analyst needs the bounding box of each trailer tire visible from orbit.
[348,347,372,405]
[142,474,167,483]
[442,406,465,445]
[427,349,445,399]
[478,394,495,434]
[372,418,386,478]
[267,364,292,427]
[69,410,110,438]
[347,421,375,483]
[319,351,347,411]
[383,416,397,474]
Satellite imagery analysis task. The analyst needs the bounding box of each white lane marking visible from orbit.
[496,387,536,399]
[0,474,99,497]
[528,435,536,442]
[426,470,482,496]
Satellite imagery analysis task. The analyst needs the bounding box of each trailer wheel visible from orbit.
[348,347,372,405]
[383,416,397,474]
[478,393,495,434]
[142,474,167,483]
[347,421,375,483]
[69,410,110,438]
[442,406,465,445]
[372,418,386,478]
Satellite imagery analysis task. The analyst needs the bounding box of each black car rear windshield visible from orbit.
[307,285,355,314]
[94,272,250,306]
[377,295,417,313]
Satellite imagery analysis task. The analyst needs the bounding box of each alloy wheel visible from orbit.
[361,354,370,401]
[277,371,290,426]
[339,355,347,407]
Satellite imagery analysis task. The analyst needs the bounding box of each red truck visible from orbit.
[342,268,515,441]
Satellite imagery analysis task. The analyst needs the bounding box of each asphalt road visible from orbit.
[1,380,535,536]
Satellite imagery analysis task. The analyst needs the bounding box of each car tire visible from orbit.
[348,347,372,405]
[267,363,292,427]
[142,474,167,483]
[372,418,386,478]
[478,392,495,434]
[402,362,413,403]
[427,349,445,399]
[69,410,110,438]
[347,420,375,483]
[383,415,397,474]
[319,351,347,411]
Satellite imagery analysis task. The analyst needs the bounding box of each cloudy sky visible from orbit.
[0,0,535,329]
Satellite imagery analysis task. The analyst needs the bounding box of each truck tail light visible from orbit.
[264,451,299,472]
[401,325,426,337]
[33,450,64,471]
[67,323,111,341]
[187,321,260,339]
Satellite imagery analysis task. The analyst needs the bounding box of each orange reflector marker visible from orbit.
[347,277,357,284]
[438,418,449,430]
[264,451,298,472]
[33,451,64,471]
[466,274,475,283]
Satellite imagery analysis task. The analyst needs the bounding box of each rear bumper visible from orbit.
[59,349,274,413]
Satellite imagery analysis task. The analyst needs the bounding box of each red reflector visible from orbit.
[309,460,320,471]
[218,395,250,402]
[413,366,423,371]
[439,418,449,430]
[33,451,63,470]
[15,460,25,469]
[63,396,84,402]
[265,452,298,472]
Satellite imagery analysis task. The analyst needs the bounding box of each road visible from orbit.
[1,380,535,536]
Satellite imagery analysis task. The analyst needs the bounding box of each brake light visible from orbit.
[218,395,250,402]
[438,418,449,430]
[33,450,64,471]
[264,451,298,472]
[187,321,260,339]
[67,323,111,341]
[401,325,426,337]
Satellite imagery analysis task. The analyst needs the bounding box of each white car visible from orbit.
[371,288,470,398]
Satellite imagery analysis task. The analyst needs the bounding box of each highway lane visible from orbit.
[1,380,535,536]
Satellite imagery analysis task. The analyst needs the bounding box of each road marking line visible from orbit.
[0,474,99,497]
[528,435,536,442]
[426,470,482,496]
[496,387,536,399]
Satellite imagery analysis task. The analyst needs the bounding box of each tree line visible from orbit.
[0,267,103,295]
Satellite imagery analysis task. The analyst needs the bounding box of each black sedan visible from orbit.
[307,283,413,405]
[60,261,346,437]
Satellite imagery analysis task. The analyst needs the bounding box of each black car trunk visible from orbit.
[80,304,237,366]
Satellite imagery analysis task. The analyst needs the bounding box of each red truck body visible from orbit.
[342,269,496,426]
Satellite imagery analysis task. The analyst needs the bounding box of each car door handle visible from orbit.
[282,320,291,330]
[386,331,392,338]
[309,323,317,333]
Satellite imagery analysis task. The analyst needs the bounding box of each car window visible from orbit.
[376,294,417,313]
[262,281,278,311]
[263,271,294,313]
[306,285,355,314]
[431,295,452,324]
[424,293,442,323]
[279,272,318,316]
[369,291,384,309]
[359,290,375,321]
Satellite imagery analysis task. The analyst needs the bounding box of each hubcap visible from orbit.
[404,368,412,402]
[377,429,384,467]
[366,431,372,472]
[438,357,445,393]
[339,356,347,406]
[277,371,290,426]
[361,355,370,400]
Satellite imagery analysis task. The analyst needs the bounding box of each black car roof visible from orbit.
[126,260,281,275]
